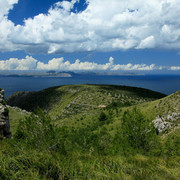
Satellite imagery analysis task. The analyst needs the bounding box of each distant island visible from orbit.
[0,71,144,78]
[0,71,73,78]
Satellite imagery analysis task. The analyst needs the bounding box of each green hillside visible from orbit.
[6,84,165,119]
[1,85,179,179]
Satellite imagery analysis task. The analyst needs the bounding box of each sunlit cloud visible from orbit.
[0,56,176,71]
[169,66,180,71]
[1,0,180,54]
[0,56,37,70]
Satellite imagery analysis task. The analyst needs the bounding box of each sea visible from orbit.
[0,74,180,98]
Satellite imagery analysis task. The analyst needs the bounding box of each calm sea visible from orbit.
[0,74,180,97]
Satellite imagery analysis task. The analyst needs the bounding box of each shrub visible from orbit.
[164,130,180,156]
[13,108,65,153]
[98,112,107,122]
[119,108,158,153]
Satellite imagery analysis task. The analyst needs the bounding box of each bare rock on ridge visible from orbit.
[0,88,11,139]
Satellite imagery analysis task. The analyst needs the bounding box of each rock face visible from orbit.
[153,116,172,133]
[153,113,180,134]
[0,89,11,139]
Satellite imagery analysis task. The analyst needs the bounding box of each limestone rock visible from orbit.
[153,112,180,134]
[153,116,172,133]
[0,89,11,139]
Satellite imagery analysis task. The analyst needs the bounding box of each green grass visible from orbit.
[6,84,166,125]
[1,85,179,179]
[6,84,165,111]
[0,110,180,179]
[1,148,179,180]
[8,107,29,135]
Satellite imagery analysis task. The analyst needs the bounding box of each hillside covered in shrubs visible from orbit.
[0,85,179,179]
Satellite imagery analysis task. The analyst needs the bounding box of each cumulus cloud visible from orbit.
[0,0,18,52]
[0,0,18,20]
[1,0,180,53]
[137,36,155,49]
[0,56,37,70]
[169,66,180,71]
[55,0,79,12]
[0,56,165,71]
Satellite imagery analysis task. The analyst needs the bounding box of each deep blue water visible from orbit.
[0,75,180,97]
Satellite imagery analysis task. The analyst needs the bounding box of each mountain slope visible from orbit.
[6,85,180,135]
[6,84,166,119]
[139,90,180,134]
[1,86,180,179]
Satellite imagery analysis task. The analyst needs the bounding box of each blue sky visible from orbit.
[0,0,180,72]
[8,0,88,25]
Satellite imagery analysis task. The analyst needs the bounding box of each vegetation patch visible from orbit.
[1,85,179,179]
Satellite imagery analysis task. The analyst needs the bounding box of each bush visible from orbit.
[164,130,180,156]
[98,112,107,122]
[13,108,66,153]
[119,108,158,153]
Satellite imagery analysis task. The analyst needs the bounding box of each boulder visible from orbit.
[0,89,11,139]
[153,112,180,134]
[153,116,172,133]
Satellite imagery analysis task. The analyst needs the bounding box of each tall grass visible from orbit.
[0,108,179,179]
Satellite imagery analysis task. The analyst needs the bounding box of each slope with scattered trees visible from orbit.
[0,85,179,179]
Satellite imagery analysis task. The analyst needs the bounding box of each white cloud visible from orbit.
[0,0,18,20]
[137,36,155,49]
[0,0,18,52]
[169,66,180,71]
[55,0,79,12]
[0,56,163,71]
[1,0,180,53]
[0,56,37,70]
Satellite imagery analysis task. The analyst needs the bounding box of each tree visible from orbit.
[14,108,65,153]
[121,108,157,152]
[98,111,107,122]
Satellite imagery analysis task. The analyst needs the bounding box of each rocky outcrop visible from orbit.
[0,89,11,139]
[153,113,180,134]
[7,105,31,115]
[153,90,180,134]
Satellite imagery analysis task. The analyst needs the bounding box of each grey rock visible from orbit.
[0,89,11,139]
[153,117,172,133]
[153,112,180,133]
[6,105,30,115]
